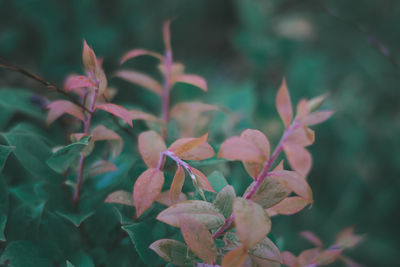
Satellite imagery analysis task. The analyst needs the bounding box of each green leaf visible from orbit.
[213,185,236,218]
[46,136,91,173]
[0,177,8,241]
[68,250,95,267]
[149,239,194,267]
[112,206,135,225]
[0,89,44,120]
[207,171,228,192]
[56,210,95,227]
[122,223,157,267]
[245,178,290,209]
[0,240,53,267]
[0,145,14,173]
[66,261,75,267]
[156,200,225,229]
[2,132,60,182]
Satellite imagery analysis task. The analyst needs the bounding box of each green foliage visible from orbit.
[1,0,398,265]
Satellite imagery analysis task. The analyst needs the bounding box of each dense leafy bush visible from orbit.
[0,19,365,266]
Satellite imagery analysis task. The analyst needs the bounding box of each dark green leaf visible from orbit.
[122,223,157,267]
[2,132,60,182]
[207,171,228,192]
[46,136,91,173]
[0,145,14,173]
[149,239,194,267]
[0,89,44,120]
[0,240,53,267]
[68,250,95,267]
[56,210,95,227]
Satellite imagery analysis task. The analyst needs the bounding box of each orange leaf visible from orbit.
[120,49,163,65]
[82,40,98,73]
[169,133,209,156]
[115,70,163,96]
[218,137,263,163]
[95,103,133,127]
[92,125,123,158]
[191,167,215,193]
[222,246,248,267]
[133,168,164,217]
[267,197,308,216]
[170,165,186,204]
[283,142,312,176]
[234,198,271,249]
[46,100,85,125]
[178,215,217,264]
[276,78,293,128]
[138,131,166,168]
[269,171,313,203]
[168,138,214,161]
[301,110,334,126]
[172,74,208,92]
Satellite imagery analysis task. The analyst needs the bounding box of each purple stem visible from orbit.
[212,120,300,239]
[73,85,98,205]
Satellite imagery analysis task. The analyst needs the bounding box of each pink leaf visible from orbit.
[120,49,163,65]
[95,103,133,127]
[129,109,163,124]
[86,160,118,178]
[133,168,164,217]
[64,74,95,95]
[240,129,270,178]
[171,74,208,92]
[276,78,293,128]
[91,125,123,158]
[267,197,309,216]
[334,227,363,249]
[301,110,334,126]
[138,131,166,168]
[218,137,263,163]
[281,251,299,267]
[283,142,312,176]
[156,190,187,206]
[285,127,315,147]
[115,70,163,96]
[268,170,313,203]
[46,100,85,125]
[300,231,324,247]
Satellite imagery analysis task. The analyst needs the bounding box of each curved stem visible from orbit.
[212,120,300,239]
[161,50,172,140]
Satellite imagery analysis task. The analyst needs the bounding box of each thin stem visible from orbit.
[0,56,91,113]
[73,86,98,205]
[161,50,172,140]
[212,120,300,239]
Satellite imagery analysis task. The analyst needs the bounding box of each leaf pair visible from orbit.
[133,131,215,217]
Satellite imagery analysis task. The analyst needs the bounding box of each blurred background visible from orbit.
[1,0,399,265]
